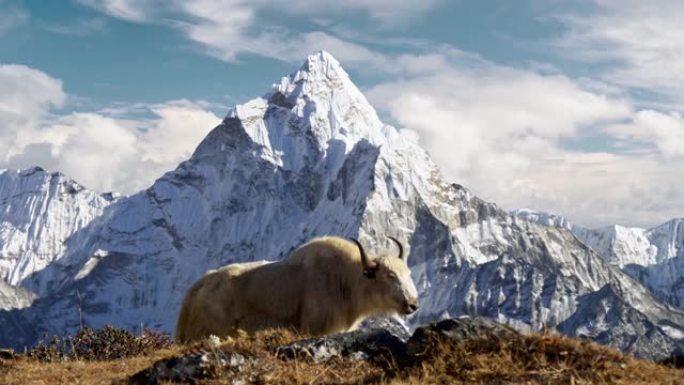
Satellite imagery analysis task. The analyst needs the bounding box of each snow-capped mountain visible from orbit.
[574,219,684,309]
[626,219,684,308]
[1,52,684,360]
[570,219,683,270]
[513,209,683,268]
[0,167,115,292]
[514,210,684,310]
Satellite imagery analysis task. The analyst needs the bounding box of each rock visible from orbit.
[659,351,684,368]
[276,328,406,365]
[276,317,518,367]
[357,316,411,341]
[0,348,15,360]
[406,316,519,357]
[129,351,247,385]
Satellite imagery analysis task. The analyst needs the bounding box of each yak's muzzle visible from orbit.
[403,298,419,314]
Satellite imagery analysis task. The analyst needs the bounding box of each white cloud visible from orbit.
[256,31,390,69]
[0,65,65,116]
[556,0,684,100]
[0,0,28,35]
[164,1,394,66]
[368,64,631,187]
[81,0,438,26]
[518,152,684,227]
[76,0,440,66]
[174,0,257,62]
[367,58,684,227]
[0,65,221,193]
[0,65,66,159]
[77,0,154,22]
[606,110,684,159]
[251,0,441,24]
[25,113,141,192]
[139,100,223,166]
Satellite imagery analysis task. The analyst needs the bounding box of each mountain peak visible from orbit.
[298,50,347,80]
[269,50,377,124]
[211,52,390,172]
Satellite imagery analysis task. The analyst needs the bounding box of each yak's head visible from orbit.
[352,237,419,316]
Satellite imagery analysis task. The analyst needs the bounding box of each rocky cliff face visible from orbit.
[0,167,115,300]
[514,209,684,312]
[1,52,683,360]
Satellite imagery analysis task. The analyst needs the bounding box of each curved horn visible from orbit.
[350,238,377,278]
[387,236,404,260]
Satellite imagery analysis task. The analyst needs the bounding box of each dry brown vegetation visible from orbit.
[398,332,684,385]
[0,349,177,385]
[1,326,683,385]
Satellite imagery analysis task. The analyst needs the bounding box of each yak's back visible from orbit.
[287,236,360,268]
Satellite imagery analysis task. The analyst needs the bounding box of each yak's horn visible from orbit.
[387,236,404,260]
[351,238,377,277]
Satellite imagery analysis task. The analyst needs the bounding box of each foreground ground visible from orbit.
[1,323,683,385]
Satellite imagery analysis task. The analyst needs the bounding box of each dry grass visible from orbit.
[138,329,386,384]
[0,348,178,385]
[1,327,683,384]
[27,326,172,362]
[397,332,684,385]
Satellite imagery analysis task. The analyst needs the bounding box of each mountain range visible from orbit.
[514,208,684,314]
[1,52,683,360]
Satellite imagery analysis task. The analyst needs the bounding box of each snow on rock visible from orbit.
[514,210,684,311]
[0,167,115,291]
[513,210,683,268]
[572,225,657,267]
[0,279,35,310]
[512,209,574,230]
[1,52,684,361]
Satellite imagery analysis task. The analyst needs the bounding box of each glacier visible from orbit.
[1,52,684,360]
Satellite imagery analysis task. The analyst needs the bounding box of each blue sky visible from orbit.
[1,0,572,109]
[1,0,683,227]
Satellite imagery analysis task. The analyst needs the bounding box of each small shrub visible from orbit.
[27,326,172,362]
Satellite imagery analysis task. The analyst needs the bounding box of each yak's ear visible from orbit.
[363,266,378,279]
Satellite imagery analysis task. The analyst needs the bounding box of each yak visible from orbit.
[175,236,419,342]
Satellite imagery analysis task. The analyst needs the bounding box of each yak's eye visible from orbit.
[388,272,398,280]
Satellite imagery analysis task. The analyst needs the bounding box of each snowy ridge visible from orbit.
[512,209,683,268]
[1,52,684,360]
[572,225,657,267]
[512,208,574,230]
[0,167,115,290]
[514,210,684,311]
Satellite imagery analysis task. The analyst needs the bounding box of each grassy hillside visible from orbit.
[1,326,682,384]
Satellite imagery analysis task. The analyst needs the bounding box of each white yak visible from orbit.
[175,236,419,342]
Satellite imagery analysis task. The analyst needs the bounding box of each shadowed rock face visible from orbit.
[1,52,684,361]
